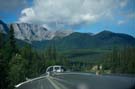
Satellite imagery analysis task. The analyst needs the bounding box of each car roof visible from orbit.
[53,65,62,67]
[47,65,62,69]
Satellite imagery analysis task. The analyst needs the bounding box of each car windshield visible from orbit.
[47,67,53,72]
[1,1,135,89]
[55,67,60,70]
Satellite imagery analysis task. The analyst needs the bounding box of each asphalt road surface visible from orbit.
[16,72,135,89]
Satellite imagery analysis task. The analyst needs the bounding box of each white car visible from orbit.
[46,65,66,76]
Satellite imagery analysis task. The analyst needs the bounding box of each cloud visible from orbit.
[119,0,128,8]
[0,0,28,12]
[126,13,135,19]
[117,12,135,25]
[19,8,35,22]
[19,0,129,30]
[117,20,125,25]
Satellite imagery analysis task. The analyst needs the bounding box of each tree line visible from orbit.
[103,47,135,74]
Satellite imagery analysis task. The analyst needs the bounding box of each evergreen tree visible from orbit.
[0,25,19,89]
[28,52,40,77]
[8,54,28,89]
[4,25,17,61]
[52,43,57,61]
[20,45,33,61]
[104,47,135,74]
[46,46,53,60]
[20,45,34,78]
[0,32,3,49]
[0,32,8,89]
[8,25,17,52]
[20,45,43,78]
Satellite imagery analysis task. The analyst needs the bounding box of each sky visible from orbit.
[0,0,135,36]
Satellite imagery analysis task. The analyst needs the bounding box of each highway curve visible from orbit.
[16,73,135,89]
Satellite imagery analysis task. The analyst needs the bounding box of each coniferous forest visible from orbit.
[0,26,135,89]
[103,47,135,74]
[0,26,69,89]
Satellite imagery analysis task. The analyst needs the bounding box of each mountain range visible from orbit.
[0,20,135,50]
[0,20,73,42]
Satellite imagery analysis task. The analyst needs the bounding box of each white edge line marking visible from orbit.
[15,76,47,88]
[56,72,95,76]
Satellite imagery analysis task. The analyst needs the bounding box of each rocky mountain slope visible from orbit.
[0,20,73,42]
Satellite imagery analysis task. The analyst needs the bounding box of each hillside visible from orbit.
[32,31,135,50]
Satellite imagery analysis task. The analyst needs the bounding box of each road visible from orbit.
[16,72,135,89]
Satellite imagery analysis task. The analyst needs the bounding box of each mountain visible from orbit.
[92,30,135,47]
[0,20,73,42]
[31,31,135,50]
[12,23,73,42]
[12,23,48,41]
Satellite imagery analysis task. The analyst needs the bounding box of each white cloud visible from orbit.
[19,0,125,29]
[119,0,128,8]
[117,20,125,25]
[19,8,35,22]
